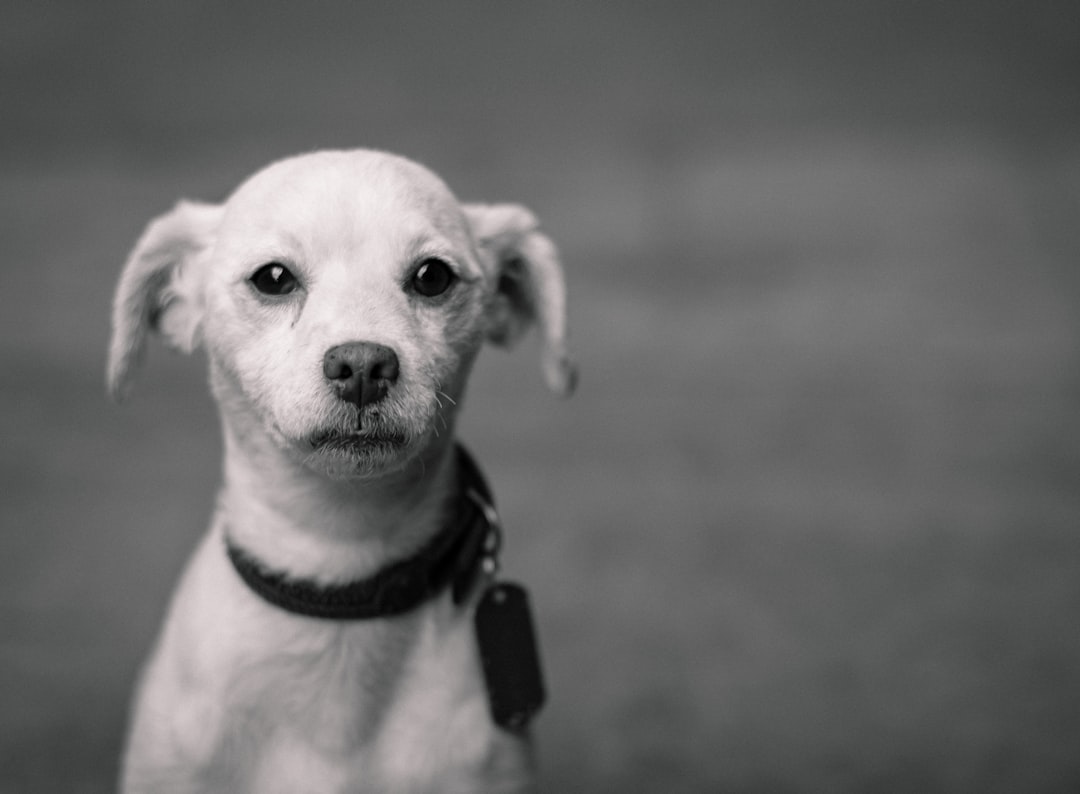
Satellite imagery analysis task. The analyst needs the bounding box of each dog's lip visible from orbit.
[309,428,409,451]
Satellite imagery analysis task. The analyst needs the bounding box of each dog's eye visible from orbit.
[250,262,298,296]
[410,258,456,298]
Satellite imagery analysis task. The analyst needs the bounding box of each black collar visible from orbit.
[224,444,501,620]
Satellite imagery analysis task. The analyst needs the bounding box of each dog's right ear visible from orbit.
[106,200,223,401]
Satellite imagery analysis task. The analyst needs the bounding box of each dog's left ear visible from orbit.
[464,203,577,397]
[107,200,223,401]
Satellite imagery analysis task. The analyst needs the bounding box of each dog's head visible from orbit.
[107,150,575,477]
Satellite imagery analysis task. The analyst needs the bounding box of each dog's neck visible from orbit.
[218,421,458,585]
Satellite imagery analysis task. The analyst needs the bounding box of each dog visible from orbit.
[106,149,576,793]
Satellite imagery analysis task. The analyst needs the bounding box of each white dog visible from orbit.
[107,149,576,793]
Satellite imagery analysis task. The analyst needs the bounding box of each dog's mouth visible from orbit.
[308,428,410,455]
[298,394,443,474]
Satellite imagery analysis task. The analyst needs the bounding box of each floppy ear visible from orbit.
[106,200,223,401]
[464,203,577,397]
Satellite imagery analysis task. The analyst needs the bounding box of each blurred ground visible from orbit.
[2,2,1079,792]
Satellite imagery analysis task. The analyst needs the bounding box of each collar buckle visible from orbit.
[450,485,503,605]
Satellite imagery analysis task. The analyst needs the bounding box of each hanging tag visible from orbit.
[474,581,546,731]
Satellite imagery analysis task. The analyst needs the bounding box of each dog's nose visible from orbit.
[323,342,400,410]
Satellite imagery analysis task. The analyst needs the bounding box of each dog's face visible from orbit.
[108,150,575,478]
[204,153,489,476]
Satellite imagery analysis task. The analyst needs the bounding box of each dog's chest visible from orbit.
[234,602,511,793]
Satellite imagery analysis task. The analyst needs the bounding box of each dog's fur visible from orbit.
[107,149,575,793]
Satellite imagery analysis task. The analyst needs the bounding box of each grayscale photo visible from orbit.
[2,2,1078,792]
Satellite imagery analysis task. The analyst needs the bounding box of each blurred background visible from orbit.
[2,1,1079,791]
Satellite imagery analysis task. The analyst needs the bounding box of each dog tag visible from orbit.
[474,582,546,731]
